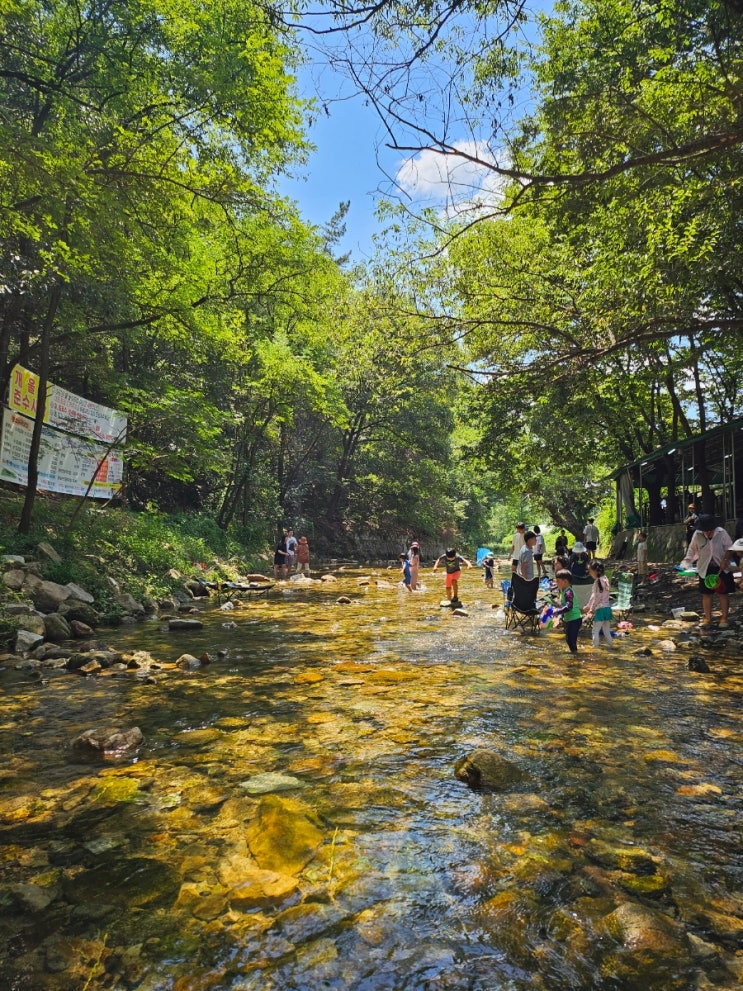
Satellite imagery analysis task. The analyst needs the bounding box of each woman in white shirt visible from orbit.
[681,514,734,630]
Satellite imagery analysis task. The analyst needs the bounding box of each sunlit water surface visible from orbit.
[1,568,742,991]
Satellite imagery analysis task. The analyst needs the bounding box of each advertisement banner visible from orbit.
[0,408,123,499]
[8,364,127,443]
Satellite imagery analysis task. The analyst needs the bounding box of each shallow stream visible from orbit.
[1,567,742,990]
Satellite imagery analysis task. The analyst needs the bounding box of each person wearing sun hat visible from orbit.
[568,540,590,578]
[681,514,735,629]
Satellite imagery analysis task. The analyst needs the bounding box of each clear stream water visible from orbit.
[0,567,741,991]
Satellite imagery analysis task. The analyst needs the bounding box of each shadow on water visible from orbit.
[1,567,742,990]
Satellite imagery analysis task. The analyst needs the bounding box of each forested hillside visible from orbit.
[1,0,741,556]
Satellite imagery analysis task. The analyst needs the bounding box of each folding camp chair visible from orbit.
[613,572,634,619]
[504,574,541,633]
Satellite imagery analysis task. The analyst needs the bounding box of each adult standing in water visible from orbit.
[285,529,298,572]
[273,531,288,578]
[407,541,421,590]
[509,522,526,574]
[681,514,735,630]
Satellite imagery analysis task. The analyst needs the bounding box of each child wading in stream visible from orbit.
[553,568,583,653]
[432,548,472,604]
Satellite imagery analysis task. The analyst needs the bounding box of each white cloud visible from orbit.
[395,140,508,216]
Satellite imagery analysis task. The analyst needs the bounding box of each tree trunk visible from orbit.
[17,280,62,534]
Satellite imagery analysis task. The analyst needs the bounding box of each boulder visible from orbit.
[601,900,690,958]
[17,613,46,637]
[688,655,711,673]
[454,749,527,791]
[72,726,144,755]
[65,581,95,604]
[2,568,26,591]
[15,630,44,653]
[4,602,38,615]
[185,579,209,597]
[115,592,145,617]
[169,618,203,631]
[43,612,72,643]
[246,795,324,875]
[58,599,100,626]
[70,619,95,638]
[141,594,159,614]
[29,579,71,613]
[176,653,203,670]
[37,541,62,564]
[67,650,121,671]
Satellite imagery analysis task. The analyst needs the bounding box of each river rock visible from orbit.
[688,655,711,673]
[15,630,44,653]
[176,653,203,670]
[10,880,59,913]
[246,795,324,875]
[336,596,352,604]
[65,581,95,604]
[169,617,203,631]
[585,839,659,875]
[67,650,120,671]
[116,592,145,616]
[72,726,144,755]
[43,612,72,643]
[17,613,46,637]
[2,568,26,591]
[239,772,304,795]
[601,901,691,971]
[58,599,100,626]
[70,619,95,638]
[4,602,38,615]
[454,749,527,791]
[29,579,72,612]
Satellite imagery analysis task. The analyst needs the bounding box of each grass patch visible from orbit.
[0,489,268,603]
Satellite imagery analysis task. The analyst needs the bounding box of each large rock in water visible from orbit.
[72,726,144,755]
[246,795,324,875]
[454,749,527,791]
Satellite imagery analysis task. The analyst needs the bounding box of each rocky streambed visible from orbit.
[0,560,742,990]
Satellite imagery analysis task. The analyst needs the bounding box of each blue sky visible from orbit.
[279,74,391,261]
[278,4,551,261]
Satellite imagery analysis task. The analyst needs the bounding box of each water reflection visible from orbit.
[1,568,742,990]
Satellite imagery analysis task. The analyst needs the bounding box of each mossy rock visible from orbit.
[246,795,324,875]
[454,749,527,792]
[90,776,141,804]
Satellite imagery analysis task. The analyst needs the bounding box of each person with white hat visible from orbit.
[568,541,590,579]
[681,515,735,629]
